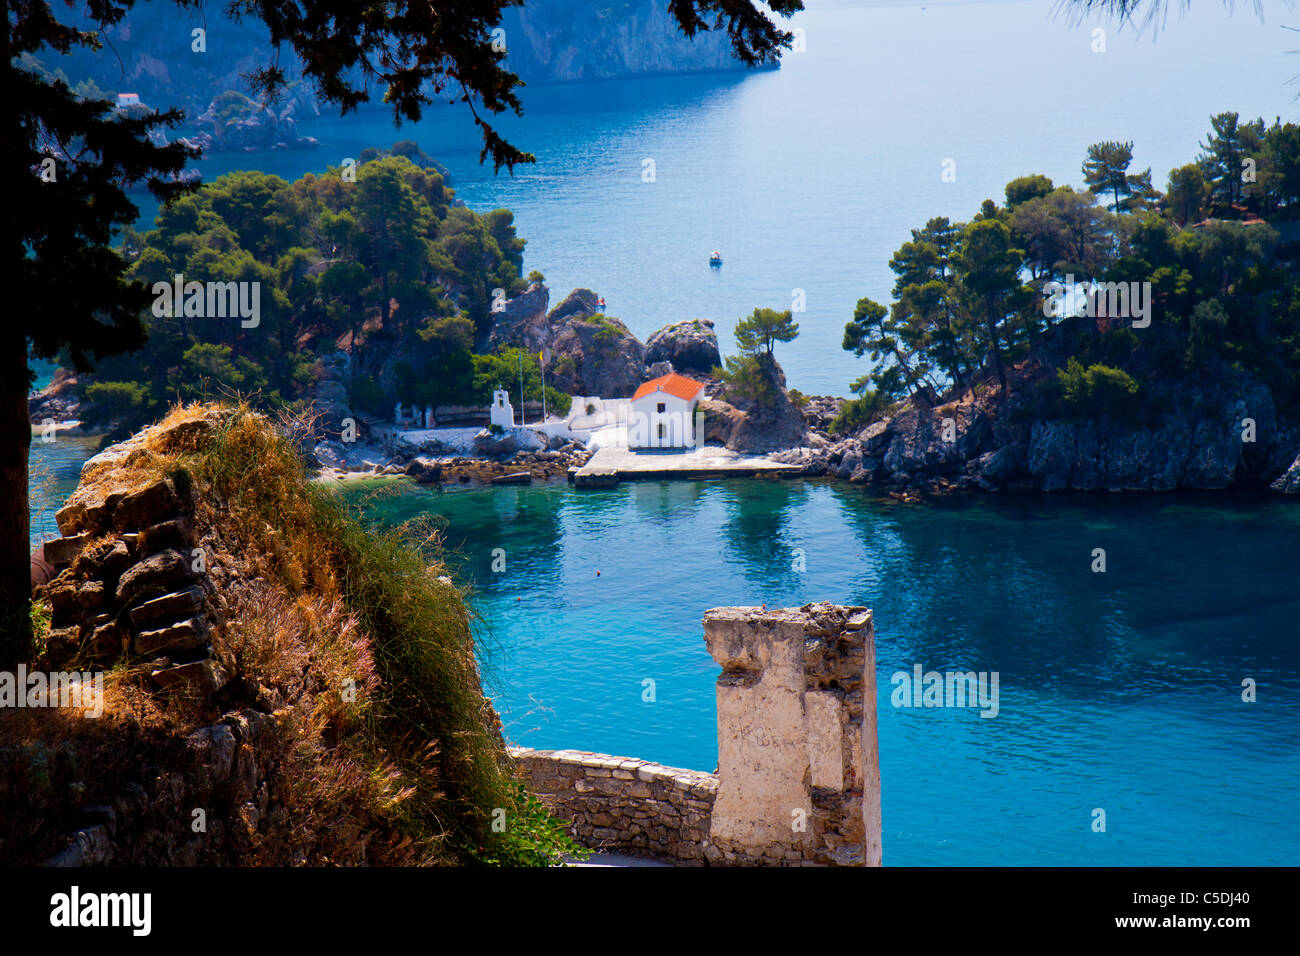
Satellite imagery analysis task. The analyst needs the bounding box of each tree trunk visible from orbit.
[0,325,32,661]
[986,307,1007,397]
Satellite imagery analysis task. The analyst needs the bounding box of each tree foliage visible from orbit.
[841,114,1300,433]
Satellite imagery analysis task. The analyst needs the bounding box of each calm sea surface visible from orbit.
[340,478,1300,866]
[27,0,1300,865]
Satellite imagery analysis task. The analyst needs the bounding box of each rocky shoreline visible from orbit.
[30,279,1300,500]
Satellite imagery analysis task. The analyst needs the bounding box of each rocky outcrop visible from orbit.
[306,351,353,437]
[547,312,648,398]
[28,368,84,426]
[645,319,721,375]
[789,365,1300,495]
[546,288,602,326]
[710,355,809,453]
[486,281,551,352]
[488,285,650,397]
[797,395,845,434]
[189,93,318,153]
[1271,452,1300,493]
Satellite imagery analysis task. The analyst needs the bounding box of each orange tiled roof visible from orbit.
[632,372,704,402]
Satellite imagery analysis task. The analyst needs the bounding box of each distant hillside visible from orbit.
[500,0,765,83]
[26,0,770,136]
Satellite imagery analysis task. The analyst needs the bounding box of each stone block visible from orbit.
[139,517,195,554]
[44,533,91,568]
[128,586,206,630]
[111,479,181,533]
[151,659,229,695]
[186,724,236,783]
[135,616,211,656]
[116,549,197,607]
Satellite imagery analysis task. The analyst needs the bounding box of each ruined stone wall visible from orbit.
[514,602,882,866]
[38,417,229,696]
[704,603,880,866]
[509,747,716,864]
[16,708,288,867]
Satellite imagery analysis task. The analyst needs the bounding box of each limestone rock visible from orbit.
[129,586,206,631]
[486,281,550,351]
[547,287,601,325]
[151,659,230,695]
[645,319,721,375]
[139,517,195,554]
[135,616,212,656]
[306,351,353,436]
[186,724,236,784]
[547,309,648,398]
[473,430,517,458]
[43,533,91,568]
[1271,452,1300,493]
[404,458,443,484]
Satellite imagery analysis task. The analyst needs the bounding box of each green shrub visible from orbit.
[1038,358,1140,420]
[829,389,893,435]
[349,373,388,415]
[84,380,149,422]
[718,354,779,406]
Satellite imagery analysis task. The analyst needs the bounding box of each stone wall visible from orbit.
[513,602,882,866]
[509,748,716,864]
[27,707,288,866]
[37,416,230,695]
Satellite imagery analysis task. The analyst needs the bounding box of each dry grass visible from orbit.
[6,401,580,865]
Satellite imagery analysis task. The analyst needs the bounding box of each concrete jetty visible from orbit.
[572,445,801,488]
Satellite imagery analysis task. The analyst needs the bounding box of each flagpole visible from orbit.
[518,353,525,427]
[539,350,547,423]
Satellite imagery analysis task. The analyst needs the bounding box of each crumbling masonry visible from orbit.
[514,601,882,865]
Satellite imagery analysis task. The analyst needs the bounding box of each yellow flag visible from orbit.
[538,350,544,364]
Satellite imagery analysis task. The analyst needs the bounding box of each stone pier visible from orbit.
[513,601,881,866]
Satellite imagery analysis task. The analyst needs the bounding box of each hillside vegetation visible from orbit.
[836,112,1300,434]
[9,403,578,865]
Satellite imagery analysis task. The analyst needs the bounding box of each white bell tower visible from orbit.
[490,387,515,428]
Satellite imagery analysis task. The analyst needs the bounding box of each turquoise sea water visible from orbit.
[341,478,1300,866]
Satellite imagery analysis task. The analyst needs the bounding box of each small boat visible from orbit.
[709,250,723,267]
